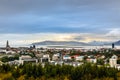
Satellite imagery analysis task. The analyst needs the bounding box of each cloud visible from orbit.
[0,0,120,44]
[0,33,77,46]
[106,28,120,38]
[0,32,119,47]
[0,0,120,15]
[73,36,86,41]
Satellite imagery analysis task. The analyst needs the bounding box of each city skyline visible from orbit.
[0,0,120,46]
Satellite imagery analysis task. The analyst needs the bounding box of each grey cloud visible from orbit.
[0,0,120,34]
[105,29,120,38]
[0,0,120,15]
[0,0,59,15]
[73,36,86,41]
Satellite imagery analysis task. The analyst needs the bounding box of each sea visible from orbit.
[35,45,120,49]
[1,45,120,50]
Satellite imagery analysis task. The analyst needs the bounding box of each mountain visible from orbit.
[32,41,89,46]
[114,40,120,45]
[88,41,112,46]
[32,40,120,46]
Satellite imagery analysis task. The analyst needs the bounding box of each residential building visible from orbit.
[109,55,117,67]
[19,55,38,64]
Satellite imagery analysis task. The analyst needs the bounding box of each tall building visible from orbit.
[33,45,36,49]
[6,40,10,51]
[112,43,115,49]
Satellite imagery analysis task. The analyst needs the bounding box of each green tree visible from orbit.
[97,59,104,65]
[1,56,9,62]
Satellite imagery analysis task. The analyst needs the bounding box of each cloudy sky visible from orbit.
[0,0,120,46]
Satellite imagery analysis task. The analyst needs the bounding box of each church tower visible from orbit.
[6,40,10,51]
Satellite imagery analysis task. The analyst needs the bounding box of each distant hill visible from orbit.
[88,41,112,46]
[32,40,120,46]
[114,40,120,45]
[32,41,89,46]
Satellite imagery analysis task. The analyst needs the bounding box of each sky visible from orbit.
[0,0,120,46]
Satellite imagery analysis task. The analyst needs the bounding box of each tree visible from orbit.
[12,68,21,79]
[97,59,104,65]
[1,56,9,62]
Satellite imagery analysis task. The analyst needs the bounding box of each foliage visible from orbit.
[1,56,9,62]
[97,59,104,65]
[0,63,119,80]
[1,55,19,62]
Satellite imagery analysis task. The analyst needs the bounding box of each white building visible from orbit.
[43,54,50,58]
[6,50,16,54]
[63,55,71,60]
[40,54,50,62]
[19,55,38,64]
[87,58,97,63]
[52,53,61,61]
[75,56,84,61]
[72,62,83,67]
[0,49,16,54]
[109,55,118,67]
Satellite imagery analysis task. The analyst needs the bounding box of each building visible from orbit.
[87,58,97,63]
[52,53,61,61]
[63,55,71,60]
[40,54,50,63]
[75,56,84,61]
[72,62,83,67]
[6,40,10,51]
[19,55,38,64]
[112,43,115,49]
[109,55,118,67]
